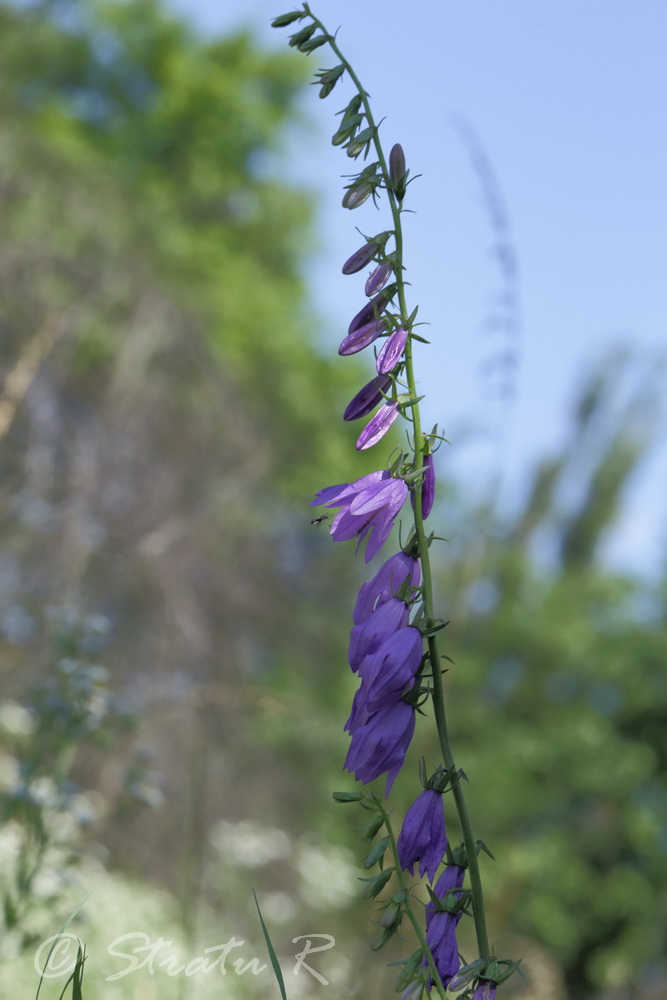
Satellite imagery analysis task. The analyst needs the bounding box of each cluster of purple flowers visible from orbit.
[308,233,476,993]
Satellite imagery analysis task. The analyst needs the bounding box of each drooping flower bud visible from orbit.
[421,453,435,518]
[376,326,408,374]
[338,318,387,356]
[342,232,391,274]
[348,286,395,336]
[288,22,316,47]
[343,375,391,421]
[356,401,399,450]
[342,181,374,209]
[390,143,406,186]
[365,261,393,297]
[271,11,306,27]
[411,453,435,519]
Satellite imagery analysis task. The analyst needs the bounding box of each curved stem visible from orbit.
[305,1,491,964]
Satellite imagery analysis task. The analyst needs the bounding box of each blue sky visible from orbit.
[169,0,667,576]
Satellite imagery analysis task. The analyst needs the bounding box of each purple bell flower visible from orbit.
[343,375,391,421]
[346,626,420,733]
[348,597,409,672]
[376,326,408,375]
[396,788,447,882]
[423,864,465,988]
[338,317,387,356]
[344,698,416,794]
[426,909,461,990]
[353,551,420,625]
[365,261,392,297]
[360,626,423,714]
[311,471,408,563]
[356,401,399,451]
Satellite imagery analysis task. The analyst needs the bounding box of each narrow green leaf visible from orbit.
[253,889,287,1000]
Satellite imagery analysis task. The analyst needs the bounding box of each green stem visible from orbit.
[305,4,491,962]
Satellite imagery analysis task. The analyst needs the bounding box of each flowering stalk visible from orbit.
[273,6,521,996]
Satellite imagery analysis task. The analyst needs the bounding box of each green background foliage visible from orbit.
[0,2,665,998]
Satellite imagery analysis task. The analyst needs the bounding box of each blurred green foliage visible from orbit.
[0,2,665,1000]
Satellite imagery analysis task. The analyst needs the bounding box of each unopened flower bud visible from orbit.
[390,143,406,186]
[365,261,392,296]
[356,401,400,450]
[344,375,391,421]
[342,232,391,274]
[342,181,374,209]
[338,318,387,356]
[376,326,408,374]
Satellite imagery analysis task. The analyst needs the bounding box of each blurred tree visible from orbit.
[0,0,370,928]
[418,349,667,999]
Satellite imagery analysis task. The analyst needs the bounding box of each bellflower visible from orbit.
[348,288,394,336]
[356,401,399,451]
[343,374,391,421]
[376,326,408,375]
[396,787,447,882]
[411,453,435,519]
[348,597,409,672]
[426,909,461,990]
[344,698,416,794]
[423,864,466,988]
[365,261,393,296]
[338,317,387,356]
[311,471,408,563]
[353,551,420,625]
[360,626,423,713]
[341,231,391,275]
[346,626,422,733]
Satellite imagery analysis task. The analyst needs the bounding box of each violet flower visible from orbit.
[348,597,409,672]
[411,453,435,519]
[348,288,394,336]
[396,787,448,882]
[360,626,423,714]
[311,471,408,563]
[342,231,391,275]
[343,374,391,421]
[365,261,392,297]
[353,551,420,625]
[338,317,387,356]
[347,625,420,732]
[423,864,466,988]
[356,401,399,451]
[376,326,408,375]
[344,698,416,794]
